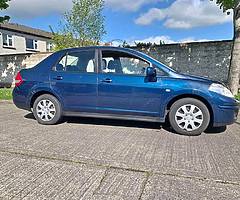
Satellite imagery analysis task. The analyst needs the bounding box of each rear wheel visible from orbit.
[33,94,62,125]
[169,98,210,136]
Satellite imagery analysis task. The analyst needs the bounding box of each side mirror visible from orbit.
[56,63,63,71]
[146,67,157,82]
[146,67,156,77]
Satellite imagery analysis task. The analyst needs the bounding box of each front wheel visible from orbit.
[33,94,62,125]
[169,98,210,136]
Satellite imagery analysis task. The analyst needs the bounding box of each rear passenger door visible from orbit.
[50,49,98,113]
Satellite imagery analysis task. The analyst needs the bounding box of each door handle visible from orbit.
[53,76,63,80]
[101,78,112,83]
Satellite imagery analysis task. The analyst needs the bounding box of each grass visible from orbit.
[235,93,240,101]
[0,88,13,100]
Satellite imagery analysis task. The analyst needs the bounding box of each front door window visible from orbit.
[101,50,150,75]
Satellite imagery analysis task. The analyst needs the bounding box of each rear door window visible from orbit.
[56,50,96,73]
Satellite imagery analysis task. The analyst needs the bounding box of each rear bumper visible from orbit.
[213,104,239,127]
[12,87,31,111]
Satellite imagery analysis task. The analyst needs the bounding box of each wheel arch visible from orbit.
[166,94,214,125]
[30,90,62,109]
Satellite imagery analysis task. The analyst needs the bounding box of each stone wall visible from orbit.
[0,52,51,87]
[134,40,233,83]
[0,40,234,88]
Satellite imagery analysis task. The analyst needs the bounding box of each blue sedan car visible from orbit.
[13,46,239,136]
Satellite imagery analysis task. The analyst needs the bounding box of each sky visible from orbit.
[3,0,234,45]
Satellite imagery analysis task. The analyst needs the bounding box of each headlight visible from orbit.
[209,83,234,98]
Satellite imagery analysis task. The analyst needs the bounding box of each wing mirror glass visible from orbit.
[146,67,157,82]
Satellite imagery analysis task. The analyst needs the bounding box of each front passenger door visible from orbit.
[97,49,162,117]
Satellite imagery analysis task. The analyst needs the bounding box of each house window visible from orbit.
[47,42,53,52]
[26,38,38,50]
[2,33,14,47]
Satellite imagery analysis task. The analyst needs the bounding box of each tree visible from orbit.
[53,0,105,50]
[0,0,10,23]
[213,0,240,95]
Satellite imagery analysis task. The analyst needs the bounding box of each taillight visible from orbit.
[15,72,23,87]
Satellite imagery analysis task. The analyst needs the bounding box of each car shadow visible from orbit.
[24,112,165,130]
[204,126,227,134]
[24,112,227,135]
[24,113,35,120]
[64,116,163,130]
[24,112,35,120]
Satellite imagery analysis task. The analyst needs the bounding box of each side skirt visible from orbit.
[63,111,165,123]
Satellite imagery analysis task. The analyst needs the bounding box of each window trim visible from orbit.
[152,63,169,78]
[2,33,14,48]
[52,49,98,74]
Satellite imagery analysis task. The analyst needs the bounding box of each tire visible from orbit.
[169,98,210,136]
[33,94,62,125]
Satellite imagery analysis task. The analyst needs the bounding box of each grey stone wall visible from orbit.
[0,52,51,87]
[0,40,234,87]
[134,40,233,83]
[0,54,30,87]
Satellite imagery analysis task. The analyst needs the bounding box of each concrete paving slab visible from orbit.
[141,174,240,200]
[0,152,106,200]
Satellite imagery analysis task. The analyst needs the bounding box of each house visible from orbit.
[0,23,53,55]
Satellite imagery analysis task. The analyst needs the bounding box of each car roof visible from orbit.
[59,46,137,53]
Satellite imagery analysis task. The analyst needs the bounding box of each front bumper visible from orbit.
[213,103,239,127]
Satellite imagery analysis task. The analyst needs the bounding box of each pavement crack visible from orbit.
[93,167,110,195]
[138,172,151,200]
[109,165,147,174]
[155,172,240,187]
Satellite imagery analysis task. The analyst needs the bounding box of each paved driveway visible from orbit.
[0,102,240,199]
